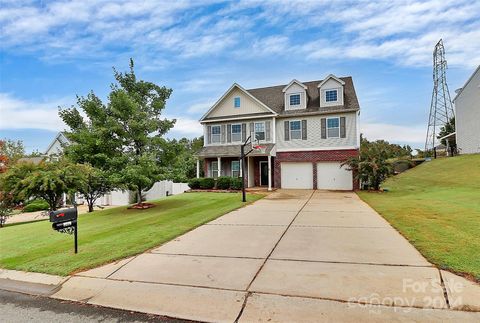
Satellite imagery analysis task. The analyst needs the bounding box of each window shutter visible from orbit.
[302,120,307,140]
[242,123,246,142]
[340,117,346,138]
[207,125,212,144]
[227,124,232,143]
[265,121,271,141]
[249,122,254,138]
[221,124,226,143]
[321,118,326,139]
[284,121,290,141]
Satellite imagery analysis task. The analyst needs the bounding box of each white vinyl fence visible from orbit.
[80,180,189,206]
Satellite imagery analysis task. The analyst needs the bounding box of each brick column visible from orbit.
[312,162,317,189]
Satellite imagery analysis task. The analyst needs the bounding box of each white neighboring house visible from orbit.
[453,65,480,154]
[45,132,70,160]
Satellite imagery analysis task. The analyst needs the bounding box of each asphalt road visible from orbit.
[0,289,192,323]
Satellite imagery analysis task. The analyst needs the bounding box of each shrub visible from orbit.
[23,199,49,212]
[188,178,201,189]
[199,177,215,189]
[216,177,231,190]
[230,177,243,190]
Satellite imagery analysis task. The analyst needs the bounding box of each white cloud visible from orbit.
[1,1,479,68]
[186,101,214,114]
[360,122,426,145]
[0,93,68,131]
[166,115,203,137]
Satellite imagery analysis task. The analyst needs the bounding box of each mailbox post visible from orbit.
[49,207,78,254]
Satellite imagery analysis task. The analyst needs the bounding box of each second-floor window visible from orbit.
[231,124,242,142]
[325,89,338,102]
[290,120,302,140]
[211,125,221,143]
[234,97,240,108]
[254,122,265,141]
[327,117,340,138]
[289,94,301,106]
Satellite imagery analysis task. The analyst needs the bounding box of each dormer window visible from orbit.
[325,90,338,102]
[234,97,240,108]
[289,94,301,106]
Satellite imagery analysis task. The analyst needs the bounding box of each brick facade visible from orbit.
[274,149,359,189]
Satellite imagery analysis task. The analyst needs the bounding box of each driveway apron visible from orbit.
[53,190,480,322]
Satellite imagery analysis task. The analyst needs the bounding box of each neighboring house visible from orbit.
[196,74,360,190]
[45,131,70,159]
[453,65,480,154]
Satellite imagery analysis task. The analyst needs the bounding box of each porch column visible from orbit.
[217,157,221,178]
[268,155,272,191]
[196,159,200,178]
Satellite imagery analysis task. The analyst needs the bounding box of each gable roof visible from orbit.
[200,83,277,122]
[282,79,307,92]
[247,76,359,117]
[453,65,480,102]
[45,131,70,155]
[317,74,345,88]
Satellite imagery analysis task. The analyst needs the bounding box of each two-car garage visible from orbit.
[280,162,353,190]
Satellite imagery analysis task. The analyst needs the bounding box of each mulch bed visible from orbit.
[128,203,156,210]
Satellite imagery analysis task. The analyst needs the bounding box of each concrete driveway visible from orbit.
[53,190,480,322]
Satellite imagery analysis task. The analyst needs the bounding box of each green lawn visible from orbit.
[0,192,263,276]
[358,154,480,282]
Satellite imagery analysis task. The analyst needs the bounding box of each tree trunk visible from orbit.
[88,199,94,212]
[137,187,142,205]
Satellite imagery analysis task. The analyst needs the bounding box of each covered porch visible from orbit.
[196,144,276,191]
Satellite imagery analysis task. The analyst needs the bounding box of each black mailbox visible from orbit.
[49,208,78,223]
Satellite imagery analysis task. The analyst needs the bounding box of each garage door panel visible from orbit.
[317,162,352,190]
[281,163,313,189]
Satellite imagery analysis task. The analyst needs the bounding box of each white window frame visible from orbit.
[231,123,242,142]
[289,93,301,106]
[326,117,340,138]
[211,125,221,143]
[231,160,240,177]
[254,122,266,141]
[325,89,338,103]
[210,161,219,178]
[289,120,302,140]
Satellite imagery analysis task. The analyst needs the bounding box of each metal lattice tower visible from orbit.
[425,39,455,155]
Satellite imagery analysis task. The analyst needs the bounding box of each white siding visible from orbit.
[276,113,358,151]
[208,87,271,118]
[204,117,274,146]
[455,68,480,154]
[319,78,344,107]
[284,83,307,110]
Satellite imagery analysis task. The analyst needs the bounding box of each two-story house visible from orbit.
[195,74,360,190]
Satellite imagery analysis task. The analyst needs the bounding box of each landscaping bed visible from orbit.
[0,192,263,276]
[358,154,480,282]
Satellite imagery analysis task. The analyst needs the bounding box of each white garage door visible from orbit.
[281,162,313,189]
[317,162,353,190]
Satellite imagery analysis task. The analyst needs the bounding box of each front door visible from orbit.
[260,161,268,186]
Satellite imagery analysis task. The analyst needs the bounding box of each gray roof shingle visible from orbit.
[197,143,275,158]
[246,77,359,117]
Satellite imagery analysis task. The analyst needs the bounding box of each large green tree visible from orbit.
[61,59,175,205]
[108,59,175,203]
[60,93,117,211]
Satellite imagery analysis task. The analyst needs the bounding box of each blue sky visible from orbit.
[1,0,479,153]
